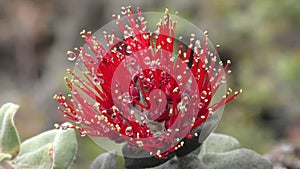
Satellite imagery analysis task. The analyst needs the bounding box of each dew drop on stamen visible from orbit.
[181,95,190,105]
[148,70,154,78]
[173,137,180,143]
[94,102,100,109]
[61,125,68,130]
[117,52,124,59]
[66,51,77,61]
[144,57,151,65]
[93,76,104,85]
[122,92,132,103]
[198,102,203,109]
[149,63,156,71]
[138,74,145,79]
[124,31,132,39]
[80,130,87,137]
[71,90,78,95]
[166,37,172,43]
[121,9,127,15]
[74,115,82,124]
[54,123,60,129]
[160,71,167,79]
[102,125,109,133]
[220,79,226,84]
[130,58,136,65]
[126,45,133,54]
[125,127,133,136]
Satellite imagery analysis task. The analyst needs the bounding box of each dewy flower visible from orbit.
[54,6,241,160]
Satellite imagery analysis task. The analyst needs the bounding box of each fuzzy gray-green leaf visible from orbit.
[15,143,54,169]
[18,122,77,169]
[201,148,273,169]
[199,133,241,158]
[198,133,272,169]
[0,103,21,159]
[90,152,117,169]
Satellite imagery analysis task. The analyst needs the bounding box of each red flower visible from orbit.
[54,7,241,158]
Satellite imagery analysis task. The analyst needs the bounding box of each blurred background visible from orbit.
[0,0,299,168]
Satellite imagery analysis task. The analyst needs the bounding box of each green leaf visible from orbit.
[15,143,54,169]
[0,103,21,159]
[201,148,273,169]
[0,153,11,161]
[177,154,203,169]
[199,133,241,157]
[90,152,117,169]
[198,133,273,169]
[17,122,77,169]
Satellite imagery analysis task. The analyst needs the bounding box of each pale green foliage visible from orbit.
[0,103,21,160]
[17,122,77,169]
[0,103,78,169]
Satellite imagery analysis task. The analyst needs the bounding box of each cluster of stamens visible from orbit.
[54,6,241,158]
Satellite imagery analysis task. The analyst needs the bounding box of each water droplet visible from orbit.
[198,102,203,109]
[126,46,133,54]
[122,59,130,67]
[200,94,206,99]
[71,91,78,95]
[130,70,139,79]
[117,52,124,59]
[160,71,167,79]
[144,57,151,65]
[138,74,144,79]
[80,130,87,137]
[166,37,172,43]
[101,124,109,133]
[173,137,180,143]
[177,75,182,80]
[148,71,154,78]
[94,102,100,109]
[130,58,136,65]
[149,63,156,71]
[54,123,60,129]
[136,141,144,147]
[66,51,77,61]
[124,30,133,39]
[93,76,104,85]
[61,125,68,130]
[122,92,132,103]
[181,95,190,105]
[121,9,127,15]
[125,127,133,136]
[74,115,82,124]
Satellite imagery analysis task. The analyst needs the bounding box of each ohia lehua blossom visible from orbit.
[54,7,241,159]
